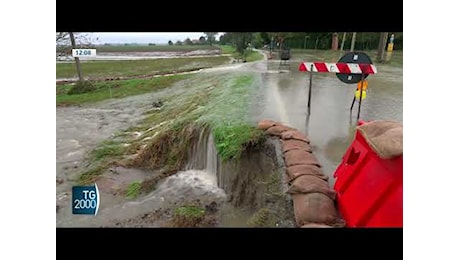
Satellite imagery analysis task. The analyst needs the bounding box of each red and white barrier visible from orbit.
[299,62,377,74]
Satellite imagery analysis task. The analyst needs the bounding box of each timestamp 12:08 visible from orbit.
[72,49,97,57]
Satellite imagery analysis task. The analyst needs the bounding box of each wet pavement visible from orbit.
[246,55,402,186]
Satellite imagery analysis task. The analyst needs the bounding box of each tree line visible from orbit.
[218,32,403,51]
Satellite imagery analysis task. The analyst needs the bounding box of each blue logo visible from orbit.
[72,184,100,215]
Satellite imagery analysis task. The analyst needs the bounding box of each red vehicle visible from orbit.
[333,120,403,227]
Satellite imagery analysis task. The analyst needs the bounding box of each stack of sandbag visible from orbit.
[357,120,403,159]
[258,119,345,228]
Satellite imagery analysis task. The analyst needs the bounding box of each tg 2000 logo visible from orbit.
[72,184,100,215]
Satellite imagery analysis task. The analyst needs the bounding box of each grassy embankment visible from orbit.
[78,73,264,193]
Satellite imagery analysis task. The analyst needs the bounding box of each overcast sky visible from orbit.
[89,32,224,44]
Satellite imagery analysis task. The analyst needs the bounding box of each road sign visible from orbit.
[335,52,374,84]
[298,52,377,84]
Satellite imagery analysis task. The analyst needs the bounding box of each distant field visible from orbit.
[94,45,221,53]
[56,56,230,79]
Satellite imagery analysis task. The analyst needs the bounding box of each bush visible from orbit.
[68,81,96,95]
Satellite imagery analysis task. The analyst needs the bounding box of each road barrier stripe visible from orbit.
[299,62,377,74]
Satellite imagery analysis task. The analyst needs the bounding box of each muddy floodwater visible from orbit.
[56,50,402,226]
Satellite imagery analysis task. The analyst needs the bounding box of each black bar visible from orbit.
[357,74,365,121]
[350,96,356,111]
[307,64,313,114]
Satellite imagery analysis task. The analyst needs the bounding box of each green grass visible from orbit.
[125,181,142,199]
[56,56,230,79]
[175,206,206,218]
[245,51,264,62]
[78,166,105,185]
[95,45,220,53]
[219,45,263,62]
[219,45,236,54]
[198,74,265,160]
[172,205,206,227]
[213,124,265,161]
[56,74,190,106]
[90,141,126,162]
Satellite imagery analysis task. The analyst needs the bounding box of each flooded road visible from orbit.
[246,56,403,186]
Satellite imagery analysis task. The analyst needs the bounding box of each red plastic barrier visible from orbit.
[333,120,403,227]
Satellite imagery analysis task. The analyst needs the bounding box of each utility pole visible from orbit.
[331,33,339,51]
[304,35,310,49]
[69,32,83,82]
[350,32,357,52]
[340,32,347,52]
[376,32,389,63]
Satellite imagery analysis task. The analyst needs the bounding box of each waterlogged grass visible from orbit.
[213,125,265,161]
[77,73,264,187]
[56,56,229,79]
[56,74,190,106]
[125,181,142,199]
[173,205,206,227]
[198,75,265,160]
[78,166,105,185]
[90,141,126,162]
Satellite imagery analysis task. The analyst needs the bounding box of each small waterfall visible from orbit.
[206,133,218,176]
[185,128,220,187]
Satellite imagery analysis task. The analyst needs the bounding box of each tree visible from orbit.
[184,38,192,45]
[376,32,389,62]
[228,32,253,57]
[199,36,206,44]
[56,32,97,82]
[69,33,83,82]
[56,32,96,58]
[175,40,183,45]
[204,32,218,46]
[168,40,173,45]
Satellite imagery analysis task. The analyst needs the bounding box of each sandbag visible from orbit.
[301,223,333,228]
[265,125,295,136]
[292,193,339,226]
[357,120,403,159]
[281,139,312,153]
[281,130,310,143]
[287,175,336,200]
[257,119,278,130]
[284,150,321,167]
[286,164,328,182]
